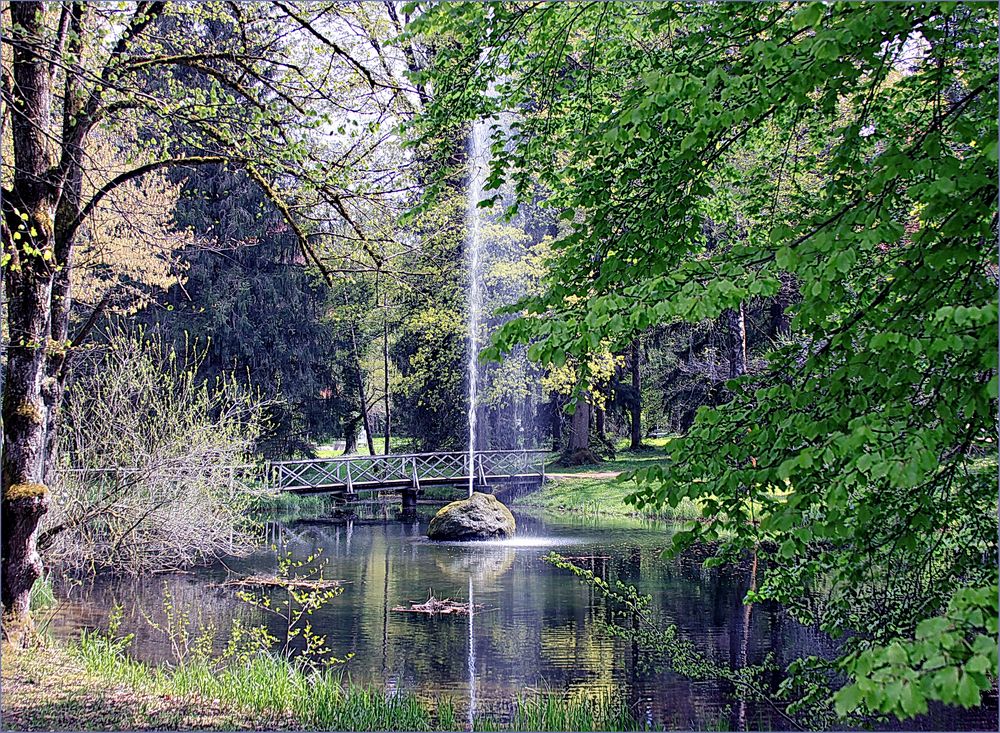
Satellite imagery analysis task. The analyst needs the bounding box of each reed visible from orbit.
[251,491,334,515]
[75,631,435,730]
[475,693,642,732]
[28,574,56,611]
[73,630,647,731]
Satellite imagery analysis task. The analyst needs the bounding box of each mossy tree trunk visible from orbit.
[2,0,56,641]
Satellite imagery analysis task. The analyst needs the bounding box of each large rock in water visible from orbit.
[427,492,515,541]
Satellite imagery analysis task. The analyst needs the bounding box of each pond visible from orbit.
[44,508,996,731]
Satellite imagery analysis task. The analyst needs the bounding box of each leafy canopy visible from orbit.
[409,1,998,723]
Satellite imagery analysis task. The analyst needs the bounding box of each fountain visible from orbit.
[466,116,488,498]
[426,114,517,542]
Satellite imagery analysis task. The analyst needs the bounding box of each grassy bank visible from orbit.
[2,637,643,731]
[515,438,703,520]
[514,474,702,520]
[251,492,338,516]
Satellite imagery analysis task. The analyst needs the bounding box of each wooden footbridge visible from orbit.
[269,449,547,506]
[56,449,547,510]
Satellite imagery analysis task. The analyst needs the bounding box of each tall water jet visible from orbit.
[425,117,518,543]
[466,117,490,497]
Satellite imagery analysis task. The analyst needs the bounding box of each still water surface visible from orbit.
[47,509,995,731]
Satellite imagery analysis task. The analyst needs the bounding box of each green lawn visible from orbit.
[519,437,703,520]
[542,436,674,476]
[515,474,696,519]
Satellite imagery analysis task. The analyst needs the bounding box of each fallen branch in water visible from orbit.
[392,595,482,616]
[216,574,349,590]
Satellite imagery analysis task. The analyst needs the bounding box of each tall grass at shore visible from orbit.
[71,629,644,731]
[28,574,56,611]
[251,492,336,515]
[474,693,639,731]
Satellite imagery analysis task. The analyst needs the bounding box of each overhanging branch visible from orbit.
[63,156,231,247]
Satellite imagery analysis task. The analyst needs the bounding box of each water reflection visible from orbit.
[44,510,997,731]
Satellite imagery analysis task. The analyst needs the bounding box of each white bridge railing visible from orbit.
[55,449,548,498]
[269,449,547,494]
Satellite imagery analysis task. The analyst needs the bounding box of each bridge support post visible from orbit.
[401,456,419,509]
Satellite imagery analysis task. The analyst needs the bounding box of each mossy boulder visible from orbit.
[427,492,515,541]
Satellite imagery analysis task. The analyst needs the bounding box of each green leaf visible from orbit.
[834,683,863,716]
[793,2,824,30]
[956,671,981,707]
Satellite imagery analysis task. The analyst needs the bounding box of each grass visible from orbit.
[518,437,705,520]
[250,492,337,517]
[2,640,282,730]
[29,575,56,612]
[3,632,647,731]
[474,693,638,731]
[71,630,442,730]
[515,473,703,520]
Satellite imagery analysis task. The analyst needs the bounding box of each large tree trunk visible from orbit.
[342,415,360,456]
[1,266,53,641]
[567,398,590,452]
[561,394,599,466]
[2,0,55,641]
[629,338,642,450]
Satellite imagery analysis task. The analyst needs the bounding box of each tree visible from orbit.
[138,162,341,458]
[412,1,998,722]
[44,326,265,575]
[0,0,411,640]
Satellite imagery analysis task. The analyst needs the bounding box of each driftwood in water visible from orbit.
[217,574,349,591]
[391,595,482,616]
